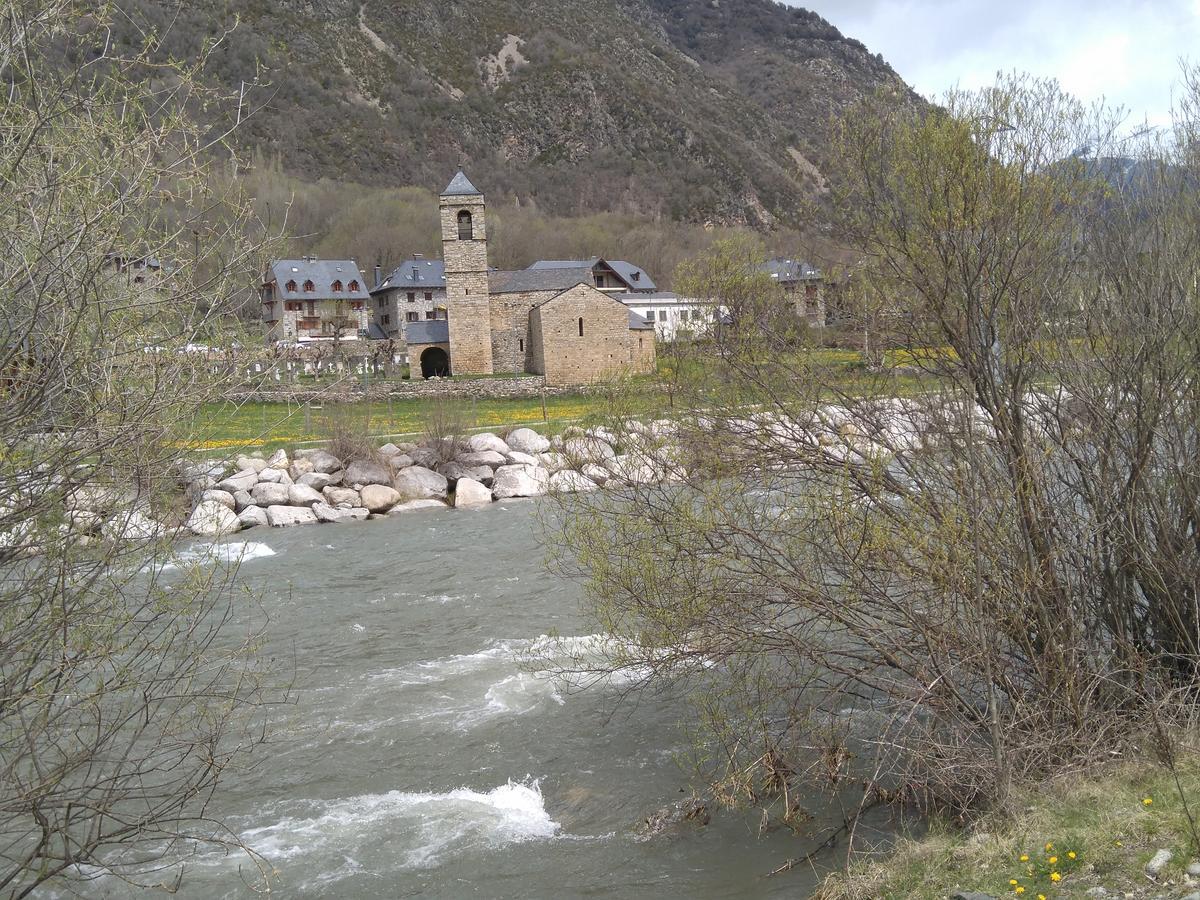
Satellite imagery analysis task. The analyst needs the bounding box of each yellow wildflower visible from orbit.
[1143,797,1153,805]
[1010,879,1019,886]
[1019,854,1029,862]
[1048,856,1057,864]
[1038,895,1047,900]
[1115,840,1123,847]
[1044,842,1054,851]
[1015,888,1025,895]
[1067,851,1076,859]
[1050,872,1062,882]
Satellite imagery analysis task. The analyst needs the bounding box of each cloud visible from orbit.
[790,0,1199,127]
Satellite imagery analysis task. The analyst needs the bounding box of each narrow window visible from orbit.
[425,291,433,302]
[658,310,667,322]
[578,317,584,337]
[286,279,297,292]
[426,311,436,320]
[349,280,359,291]
[303,279,314,292]
[407,292,415,303]
[331,280,343,292]
[518,338,524,352]
[457,209,473,240]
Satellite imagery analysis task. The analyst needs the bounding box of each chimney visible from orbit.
[413,253,424,260]
[374,264,382,287]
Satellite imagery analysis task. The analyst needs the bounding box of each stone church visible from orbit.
[403,170,657,385]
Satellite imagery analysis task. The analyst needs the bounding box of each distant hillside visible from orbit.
[114,0,920,227]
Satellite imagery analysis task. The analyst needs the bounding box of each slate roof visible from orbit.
[405,320,450,344]
[527,258,657,292]
[268,259,371,299]
[762,258,820,283]
[442,169,482,196]
[489,267,594,294]
[614,291,684,303]
[629,311,656,330]
[372,259,446,293]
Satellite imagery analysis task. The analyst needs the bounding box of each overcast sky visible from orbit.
[791,0,1200,127]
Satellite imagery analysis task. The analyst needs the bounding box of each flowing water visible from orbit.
[142,501,883,898]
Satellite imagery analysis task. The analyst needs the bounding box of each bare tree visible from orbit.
[0,2,285,894]
[548,72,1200,847]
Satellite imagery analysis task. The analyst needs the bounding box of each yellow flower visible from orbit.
[1019,854,1029,862]
[1045,842,1054,851]
[1115,840,1123,846]
[1050,872,1062,882]
[1143,797,1153,805]
[1048,856,1057,864]
[1015,888,1025,895]
[1010,879,1019,886]
[1038,895,1047,900]
[1067,851,1076,860]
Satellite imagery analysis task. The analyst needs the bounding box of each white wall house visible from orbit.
[617,292,718,341]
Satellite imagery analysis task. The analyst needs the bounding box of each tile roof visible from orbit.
[489,267,594,294]
[527,258,657,292]
[441,169,482,196]
[762,258,821,282]
[372,259,446,293]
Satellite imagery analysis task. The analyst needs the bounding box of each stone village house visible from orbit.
[261,258,371,343]
[369,256,447,340]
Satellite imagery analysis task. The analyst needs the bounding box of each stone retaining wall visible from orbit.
[224,374,581,405]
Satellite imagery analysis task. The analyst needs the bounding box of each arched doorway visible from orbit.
[420,347,450,378]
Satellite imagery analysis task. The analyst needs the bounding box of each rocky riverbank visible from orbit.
[179,424,675,536]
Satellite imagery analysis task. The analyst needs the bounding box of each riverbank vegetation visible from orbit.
[549,69,1200,890]
[0,4,287,893]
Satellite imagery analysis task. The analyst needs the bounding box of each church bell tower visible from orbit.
[440,169,493,375]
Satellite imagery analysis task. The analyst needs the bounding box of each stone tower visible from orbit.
[440,169,493,375]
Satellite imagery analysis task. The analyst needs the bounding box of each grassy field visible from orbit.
[815,752,1200,900]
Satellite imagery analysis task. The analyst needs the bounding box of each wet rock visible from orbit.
[313,502,368,523]
[394,466,449,501]
[265,505,317,527]
[636,797,710,837]
[507,427,550,454]
[466,432,510,455]
[287,484,324,507]
[1146,848,1172,879]
[493,464,548,499]
[237,505,268,529]
[201,489,236,510]
[453,477,493,509]
[360,484,401,512]
[187,500,240,537]
[322,486,361,509]
[345,459,391,486]
[306,449,343,474]
[250,482,290,506]
[387,499,447,514]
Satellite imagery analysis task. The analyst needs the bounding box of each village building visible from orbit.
[404,170,656,384]
[525,258,658,294]
[369,256,447,340]
[261,258,371,344]
[762,257,826,327]
[619,292,717,341]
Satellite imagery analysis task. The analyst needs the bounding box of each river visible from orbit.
[153,500,868,898]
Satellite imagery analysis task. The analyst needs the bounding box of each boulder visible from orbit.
[289,459,315,480]
[344,459,392,486]
[506,427,551,454]
[635,798,710,838]
[187,500,240,537]
[457,450,507,468]
[217,470,259,494]
[562,437,616,463]
[266,448,289,469]
[408,447,443,469]
[288,484,324,507]
[235,455,269,473]
[394,466,449,501]
[492,464,549,499]
[313,502,369,523]
[378,442,403,456]
[201,489,236,510]
[384,453,414,470]
[298,472,336,491]
[257,466,293,485]
[464,464,495,486]
[306,449,343,474]
[232,489,255,511]
[505,450,539,466]
[102,508,161,542]
[538,451,568,473]
[454,477,493,509]
[250,482,290,506]
[237,505,269,529]
[549,470,596,493]
[1146,848,1172,879]
[266,505,318,527]
[466,432,511,455]
[387,499,447,514]
[322,486,361,509]
[436,461,475,486]
[581,463,610,485]
[360,484,401,512]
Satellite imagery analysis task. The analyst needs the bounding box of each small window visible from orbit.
[458,209,473,240]
[407,311,419,322]
[426,311,436,319]
[286,279,297,292]
[425,291,433,302]
[349,280,359,291]
[382,314,390,325]
[658,310,667,322]
[578,317,584,337]
[407,292,415,302]
[331,280,343,292]
[303,279,314,292]
[351,302,363,310]
[518,338,524,352]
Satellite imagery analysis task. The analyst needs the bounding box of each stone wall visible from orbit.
[530,284,654,385]
[441,193,493,375]
[489,290,555,374]
[225,374,582,404]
